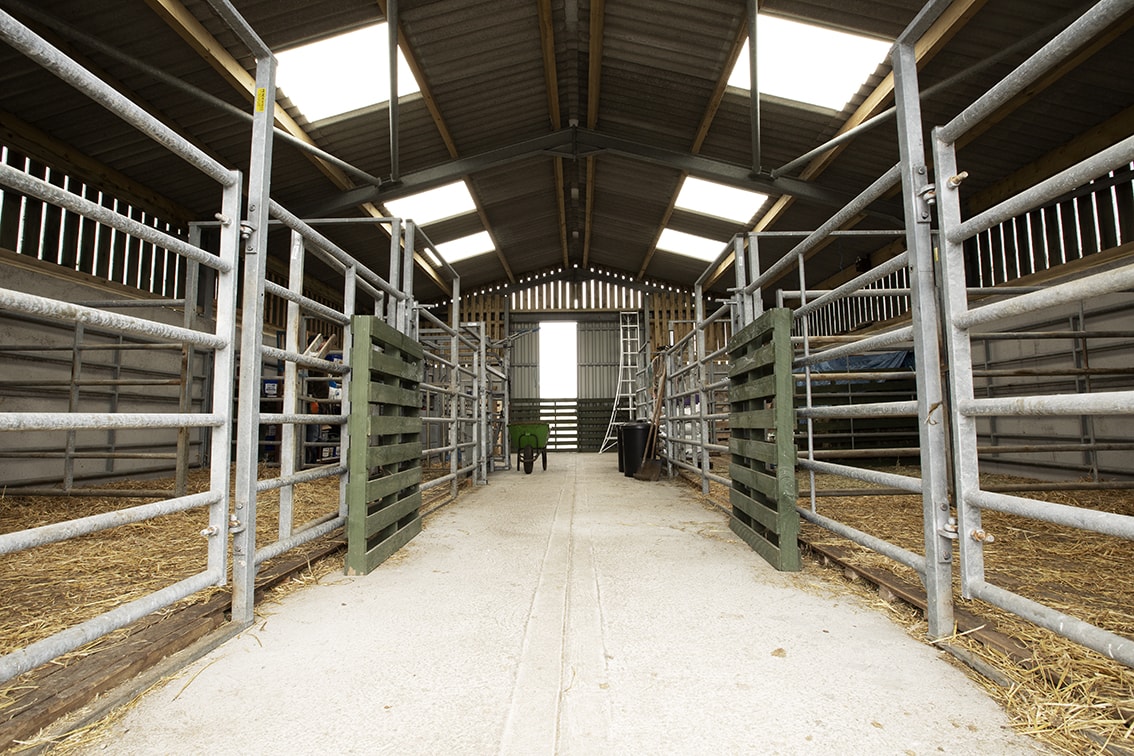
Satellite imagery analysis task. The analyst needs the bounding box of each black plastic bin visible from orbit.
[621,421,653,478]
[616,423,626,472]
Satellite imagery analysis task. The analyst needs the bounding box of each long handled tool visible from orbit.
[634,360,666,481]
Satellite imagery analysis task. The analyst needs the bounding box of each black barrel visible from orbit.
[621,421,653,478]
[616,423,626,472]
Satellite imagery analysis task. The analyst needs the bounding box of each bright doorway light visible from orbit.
[675,177,768,223]
[385,182,478,225]
[728,16,890,111]
[539,321,577,398]
[275,24,420,121]
[656,228,729,262]
[430,231,494,266]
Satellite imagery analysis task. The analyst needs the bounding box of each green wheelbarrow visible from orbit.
[508,422,549,474]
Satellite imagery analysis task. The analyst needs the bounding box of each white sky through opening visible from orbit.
[275,24,420,121]
[728,16,891,111]
[539,321,577,398]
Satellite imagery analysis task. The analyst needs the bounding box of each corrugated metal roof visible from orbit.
[2,0,1130,305]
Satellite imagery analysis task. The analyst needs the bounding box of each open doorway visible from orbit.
[537,321,577,450]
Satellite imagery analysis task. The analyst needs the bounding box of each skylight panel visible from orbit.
[728,16,890,111]
[675,177,768,224]
[275,24,420,122]
[656,229,729,262]
[430,231,494,266]
[384,182,478,226]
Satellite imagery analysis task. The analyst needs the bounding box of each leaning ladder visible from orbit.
[599,311,640,453]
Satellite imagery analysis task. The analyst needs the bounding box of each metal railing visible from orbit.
[932,0,1134,667]
[0,6,243,684]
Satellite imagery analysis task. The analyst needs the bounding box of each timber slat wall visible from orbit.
[346,316,423,575]
[728,308,800,571]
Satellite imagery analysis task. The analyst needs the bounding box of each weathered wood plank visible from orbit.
[364,491,421,534]
[366,441,422,467]
[365,467,422,502]
[357,517,422,575]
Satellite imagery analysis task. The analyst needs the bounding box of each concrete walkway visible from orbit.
[83,454,1043,755]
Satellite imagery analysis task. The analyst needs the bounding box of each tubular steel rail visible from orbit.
[0,7,243,685]
[931,0,1134,667]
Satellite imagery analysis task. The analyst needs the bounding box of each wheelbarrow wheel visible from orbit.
[524,457,534,474]
[542,449,547,470]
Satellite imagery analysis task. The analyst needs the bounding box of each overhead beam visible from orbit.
[143,0,452,296]
[701,0,987,290]
[582,0,606,267]
[536,0,569,268]
[636,15,751,279]
[305,131,576,216]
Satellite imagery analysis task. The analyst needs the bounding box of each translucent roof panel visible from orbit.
[675,177,768,223]
[275,24,420,122]
[430,231,494,266]
[728,16,891,111]
[384,181,478,226]
[656,229,730,262]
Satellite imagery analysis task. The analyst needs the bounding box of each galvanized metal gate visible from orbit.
[727,308,800,571]
[346,316,423,575]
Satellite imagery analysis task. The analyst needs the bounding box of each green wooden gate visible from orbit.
[728,308,800,571]
[346,316,424,575]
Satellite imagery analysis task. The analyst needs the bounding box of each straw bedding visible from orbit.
[0,461,462,734]
[679,462,1134,756]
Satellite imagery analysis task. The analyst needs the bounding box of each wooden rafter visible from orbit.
[701,0,989,290]
[537,0,569,268]
[582,0,605,269]
[375,0,514,287]
[636,18,750,279]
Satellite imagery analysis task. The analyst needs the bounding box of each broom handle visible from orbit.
[641,362,666,468]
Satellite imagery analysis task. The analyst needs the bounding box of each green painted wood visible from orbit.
[728,341,777,378]
[367,441,423,467]
[368,414,421,437]
[346,315,424,576]
[728,438,777,466]
[369,350,422,382]
[729,515,788,569]
[730,488,781,532]
[729,408,776,430]
[369,382,420,407]
[358,516,422,575]
[365,467,421,502]
[728,374,777,403]
[727,308,800,572]
[364,491,422,534]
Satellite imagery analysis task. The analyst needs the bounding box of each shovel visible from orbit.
[634,361,666,481]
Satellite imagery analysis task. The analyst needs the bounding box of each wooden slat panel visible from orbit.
[728,308,800,572]
[369,382,420,407]
[361,517,422,575]
[347,316,424,576]
[730,408,776,430]
[367,441,422,467]
[369,350,422,382]
[369,414,421,437]
[366,467,421,502]
[730,488,780,532]
[364,491,422,534]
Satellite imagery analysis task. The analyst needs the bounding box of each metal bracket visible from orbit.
[915,183,936,224]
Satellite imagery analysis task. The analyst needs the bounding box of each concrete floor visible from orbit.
[81,453,1044,755]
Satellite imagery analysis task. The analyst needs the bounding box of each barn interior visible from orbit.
[1,0,1132,751]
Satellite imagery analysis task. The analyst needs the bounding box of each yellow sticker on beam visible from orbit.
[255,88,267,113]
